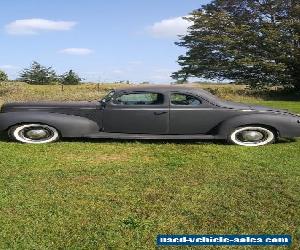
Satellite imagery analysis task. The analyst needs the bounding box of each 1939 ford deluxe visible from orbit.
[0,86,299,146]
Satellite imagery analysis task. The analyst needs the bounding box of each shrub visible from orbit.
[60,70,82,85]
[0,70,8,82]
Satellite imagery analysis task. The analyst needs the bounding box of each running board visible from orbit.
[84,132,216,140]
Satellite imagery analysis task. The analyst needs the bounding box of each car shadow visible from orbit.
[0,133,9,142]
[0,133,296,145]
[61,137,226,145]
[60,137,296,146]
[276,138,297,144]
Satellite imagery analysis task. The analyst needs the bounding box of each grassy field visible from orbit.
[0,83,299,249]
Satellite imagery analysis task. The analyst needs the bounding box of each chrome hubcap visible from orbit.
[241,131,264,142]
[230,126,275,146]
[11,124,59,144]
[25,129,49,139]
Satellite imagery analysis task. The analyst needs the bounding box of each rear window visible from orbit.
[171,93,201,106]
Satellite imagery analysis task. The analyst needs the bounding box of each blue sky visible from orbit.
[1,0,211,83]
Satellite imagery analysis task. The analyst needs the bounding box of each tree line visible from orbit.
[0,61,82,85]
[173,0,300,90]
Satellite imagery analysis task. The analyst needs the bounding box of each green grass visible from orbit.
[249,100,300,114]
[0,83,300,249]
[0,139,299,249]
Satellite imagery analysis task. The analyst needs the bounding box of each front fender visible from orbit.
[0,112,100,137]
[216,113,300,138]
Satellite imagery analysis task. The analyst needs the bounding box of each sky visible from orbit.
[0,0,211,83]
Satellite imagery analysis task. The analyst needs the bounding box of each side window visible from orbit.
[171,93,202,106]
[114,92,164,105]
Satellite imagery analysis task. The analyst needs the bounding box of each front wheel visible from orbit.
[8,124,60,144]
[228,126,276,146]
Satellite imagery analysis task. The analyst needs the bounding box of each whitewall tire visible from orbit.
[9,124,60,144]
[228,126,276,146]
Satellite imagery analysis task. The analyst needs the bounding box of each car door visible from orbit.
[103,91,169,134]
[169,92,235,134]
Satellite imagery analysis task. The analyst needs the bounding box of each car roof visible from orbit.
[114,85,218,102]
[117,85,196,92]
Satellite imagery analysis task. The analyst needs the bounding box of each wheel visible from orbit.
[8,124,60,144]
[228,126,276,146]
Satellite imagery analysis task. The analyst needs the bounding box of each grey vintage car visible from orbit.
[0,86,299,146]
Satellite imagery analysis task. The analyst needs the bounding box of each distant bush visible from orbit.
[18,61,57,85]
[0,70,8,82]
[60,70,82,85]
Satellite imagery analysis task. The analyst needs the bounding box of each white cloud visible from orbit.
[148,16,191,38]
[59,48,93,55]
[5,18,76,35]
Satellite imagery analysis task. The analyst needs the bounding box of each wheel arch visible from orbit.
[230,123,279,137]
[215,114,289,139]
[7,122,62,137]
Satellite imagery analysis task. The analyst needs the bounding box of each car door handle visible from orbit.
[154,111,168,115]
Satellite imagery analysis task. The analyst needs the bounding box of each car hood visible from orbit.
[1,101,100,112]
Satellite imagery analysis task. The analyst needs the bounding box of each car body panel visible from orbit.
[170,108,241,135]
[103,106,169,134]
[102,89,169,134]
[0,112,100,137]
[216,113,300,138]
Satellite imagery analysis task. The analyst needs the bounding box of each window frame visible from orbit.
[169,92,203,107]
[111,91,165,106]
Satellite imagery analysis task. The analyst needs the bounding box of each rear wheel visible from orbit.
[228,126,276,146]
[8,124,60,144]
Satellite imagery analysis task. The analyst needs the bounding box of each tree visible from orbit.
[172,0,300,90]
[0,70,8,82]
[18,61,57,84]
[60,70,82,85]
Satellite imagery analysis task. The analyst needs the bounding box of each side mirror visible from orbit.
[100,99,107,108]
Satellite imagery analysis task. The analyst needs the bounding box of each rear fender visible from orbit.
[216,113,300,138]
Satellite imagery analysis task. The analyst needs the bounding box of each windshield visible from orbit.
[101,90,115,102]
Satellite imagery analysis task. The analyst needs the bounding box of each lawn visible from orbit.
[0,83,299,249]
